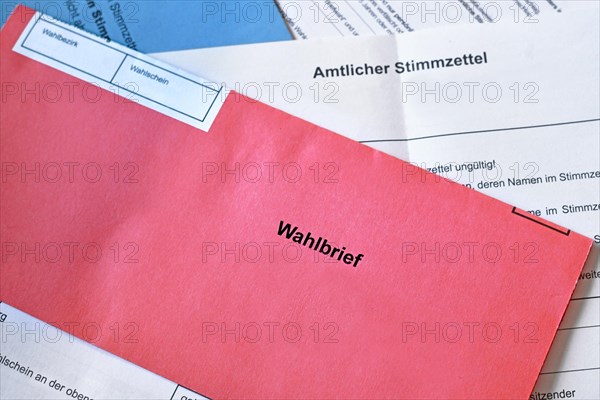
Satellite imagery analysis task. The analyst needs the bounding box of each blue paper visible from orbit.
[1,1,292,52]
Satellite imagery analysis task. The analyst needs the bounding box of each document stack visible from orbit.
[1,1,598,399]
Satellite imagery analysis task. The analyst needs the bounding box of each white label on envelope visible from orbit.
[13,12,224,132]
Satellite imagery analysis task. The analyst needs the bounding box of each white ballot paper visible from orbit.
[155,5,600,398]
[276,0,583,39]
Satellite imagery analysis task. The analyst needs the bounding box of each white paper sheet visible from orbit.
[276,0,579,39]
[0,302,208,400]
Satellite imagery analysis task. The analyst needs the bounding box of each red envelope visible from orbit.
[0,7,592,399]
